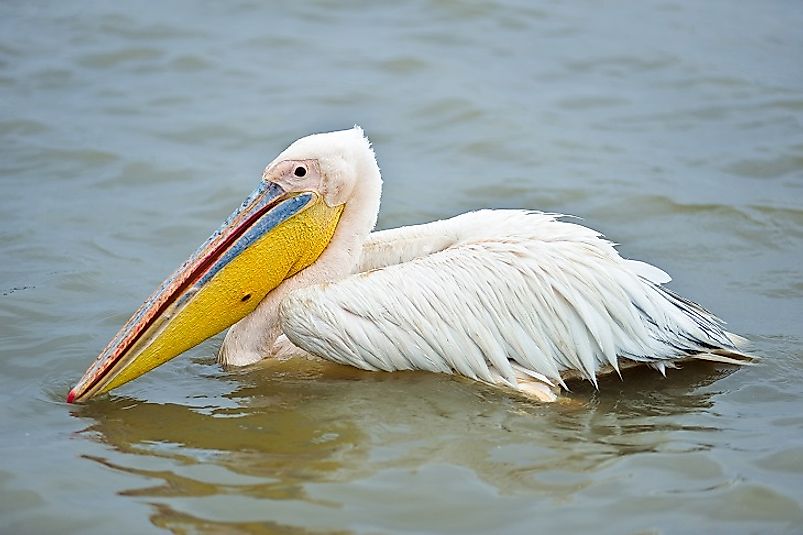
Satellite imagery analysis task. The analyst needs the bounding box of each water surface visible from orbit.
[1,1,802,533]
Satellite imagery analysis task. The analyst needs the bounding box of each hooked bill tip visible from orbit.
[66,388,76,404]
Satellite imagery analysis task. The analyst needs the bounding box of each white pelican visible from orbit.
[68,127,752,403]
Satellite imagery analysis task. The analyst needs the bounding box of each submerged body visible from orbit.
[69,128,751,403]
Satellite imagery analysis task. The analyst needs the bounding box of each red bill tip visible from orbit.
[67,388,76,404]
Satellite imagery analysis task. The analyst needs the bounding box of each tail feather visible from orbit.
[725,332,750,349]
[692,350,757,366]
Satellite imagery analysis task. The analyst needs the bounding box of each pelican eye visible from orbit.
[293,166,307,178]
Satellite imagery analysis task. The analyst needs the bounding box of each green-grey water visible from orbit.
[2,1,802,533]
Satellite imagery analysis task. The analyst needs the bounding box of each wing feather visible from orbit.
[279,210,749,391]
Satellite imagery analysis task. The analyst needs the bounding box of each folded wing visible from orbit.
[279,210,749,390]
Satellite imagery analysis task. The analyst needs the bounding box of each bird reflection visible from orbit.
[73,357,378,502]
[145,502,349,535]
[70,357,740,532]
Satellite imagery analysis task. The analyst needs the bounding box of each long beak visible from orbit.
[68,181,343,402]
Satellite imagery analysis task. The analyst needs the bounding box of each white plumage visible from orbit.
[221,127,751,401]
[279,209,749,400]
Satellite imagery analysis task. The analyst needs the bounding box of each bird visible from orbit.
[68,127,752,403]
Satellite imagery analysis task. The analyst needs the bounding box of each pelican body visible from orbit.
[68,128,750,403]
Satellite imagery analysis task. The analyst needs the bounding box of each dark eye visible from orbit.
[293,166,307,178]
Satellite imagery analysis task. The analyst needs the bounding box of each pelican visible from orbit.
[68,127,752,403]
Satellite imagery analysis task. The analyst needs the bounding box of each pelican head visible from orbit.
[69,127,381,402]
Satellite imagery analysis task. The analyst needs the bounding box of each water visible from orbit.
[1,1,802,533]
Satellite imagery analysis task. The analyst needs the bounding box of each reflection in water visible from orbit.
[76,359,375,503]
[72,358,737,531]
[146,502,351,535]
